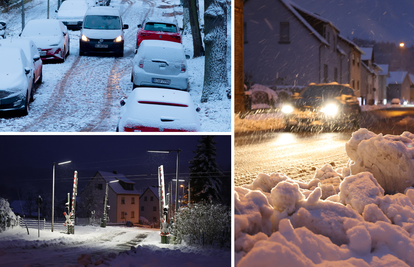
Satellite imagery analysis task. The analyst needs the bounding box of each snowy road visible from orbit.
[235,132,351,186]
[0,0,231,132]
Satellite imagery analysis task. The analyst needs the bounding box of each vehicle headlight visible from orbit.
[81,34,89,42]
[321,103,338,116]
[114,36,123,42]
[281,105,293,114]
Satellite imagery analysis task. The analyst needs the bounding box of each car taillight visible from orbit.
[139,59,144,68]
[171,35,181,41]
[181,64,186,72]
[138,101,188,107]
[123,126,189,132]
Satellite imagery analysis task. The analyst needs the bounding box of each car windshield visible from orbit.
[84,15,121,30]
[144,22,177,33]
[22,21,61,36]
[300,85,351,98]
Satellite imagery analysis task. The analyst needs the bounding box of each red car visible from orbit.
[136,17,182,49]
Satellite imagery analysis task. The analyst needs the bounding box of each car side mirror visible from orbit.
[185,55,190,60]
[33,55,40,62]
[123,24,129,30]
[120,100,126,106]
[24,67,30,75]
[137,24,142,28]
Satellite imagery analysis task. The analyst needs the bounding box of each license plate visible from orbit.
[67,21,78,25]
[40,51,46,56]
[152,78,171,85]
[95,44,108,48]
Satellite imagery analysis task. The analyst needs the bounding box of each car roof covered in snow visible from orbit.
[85,6,121,16]
[0,38,39,61]
[21,19,64,36]
[137,40,185,61]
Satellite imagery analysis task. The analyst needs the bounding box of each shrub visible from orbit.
[170,203,230,248]
[0,198,18,232]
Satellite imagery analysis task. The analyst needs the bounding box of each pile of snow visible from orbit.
[235,129,414,266]
[234,113,284,133]
[346,128,414,193]
[0,198,17,233]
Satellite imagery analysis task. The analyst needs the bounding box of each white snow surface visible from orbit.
[235,129,414,266]
[0,0,230,132]
[0,225,230,267]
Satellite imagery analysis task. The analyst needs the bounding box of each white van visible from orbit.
[79,6,128,57]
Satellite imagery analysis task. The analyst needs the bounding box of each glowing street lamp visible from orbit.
[52,160,71,232]
[400,42,405,48]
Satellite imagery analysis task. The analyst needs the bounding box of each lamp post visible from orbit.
[101,180,119,228]
[52,160,71,232]
[147,149,181,214]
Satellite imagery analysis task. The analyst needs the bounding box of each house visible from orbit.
[139,187,159,223]
[360,47,383,105]
[243,0,363,88]
[386,71,413,103]
[78,171,140,224]
[377,64,390,104]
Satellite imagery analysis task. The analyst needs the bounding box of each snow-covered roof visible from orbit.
[360,47,373,61]
[372,63,383,72]
[337,34,365,55]
[377,64,389,76]
[387,71,409,85]
[280,0,329,46]
[361,61,375,75]
[336,45,346,56]
[139,187,159,199]
[98,171,140,195]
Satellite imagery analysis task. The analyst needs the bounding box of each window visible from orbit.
[121,197,125,204]
[357,81,360,90]
[144,196,147,201]
[153,206,157,211]
[131,197,135,204]
[121,212,125,219]
[334,68,338,82]
[279,22,290,43]
[131,211,135,218]
[141,206,144,211]
[150,196,153,201]
[96,184,103,190]
[352,79,355,89]
[323,64,328,83]
[357,57,360,67]
[352,54,355,66]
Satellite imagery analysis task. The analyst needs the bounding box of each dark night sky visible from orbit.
[0,135,231,202]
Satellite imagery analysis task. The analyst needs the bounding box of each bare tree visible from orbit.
[201,0,228,102]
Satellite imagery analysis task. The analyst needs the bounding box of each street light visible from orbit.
[147,149,181,213]
[52,160,71,232]
[101,180,119,228]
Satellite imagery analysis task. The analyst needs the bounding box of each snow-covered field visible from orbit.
[0,0,231,132]
[235,128,414,266]
[0,225,230,266]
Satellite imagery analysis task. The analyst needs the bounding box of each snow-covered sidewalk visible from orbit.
[0,225,230,266]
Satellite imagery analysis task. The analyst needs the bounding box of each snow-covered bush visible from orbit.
[0,197,18,232]
[171,203,230,248]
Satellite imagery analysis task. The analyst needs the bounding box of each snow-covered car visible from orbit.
[116,87,200,132]
[131,40,189,90]
[136,17,182,49]
[0,38,43,85]
[56,0,88,30]
[0,47,34,115]
[0,20,6,39]
[20,19,70,63]
[281,83,361,130]
[79,6,128,57]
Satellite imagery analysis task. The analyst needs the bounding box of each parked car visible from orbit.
[131,40,189,90]
[0,47,34,115]
[136,17,182,49]
[79,6,128,57]
[0,20,6,39]
[0,38,43,86]
[56,0,88,30]
[116,87,200,132]
[20,19,70,63]
[281,83,361,130]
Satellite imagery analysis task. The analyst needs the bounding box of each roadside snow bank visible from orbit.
[346,128,414,193]
[236,165,414,266]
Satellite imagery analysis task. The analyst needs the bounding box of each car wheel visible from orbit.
[67,40,70,56]
[61,47,66,63]
[37,70,43,84]
[131,73,134,83]
[21,92,30,116]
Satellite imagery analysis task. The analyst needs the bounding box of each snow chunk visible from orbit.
[346,129,414,193]
[270,181,304,214]
[347,225,371,255]
[313,163,342,181]
[362,203,391,224]
[251,173,288,193]
[339,172,384,214]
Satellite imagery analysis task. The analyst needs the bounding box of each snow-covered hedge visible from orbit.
[171,203,230,248]
[0,197,18,232]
